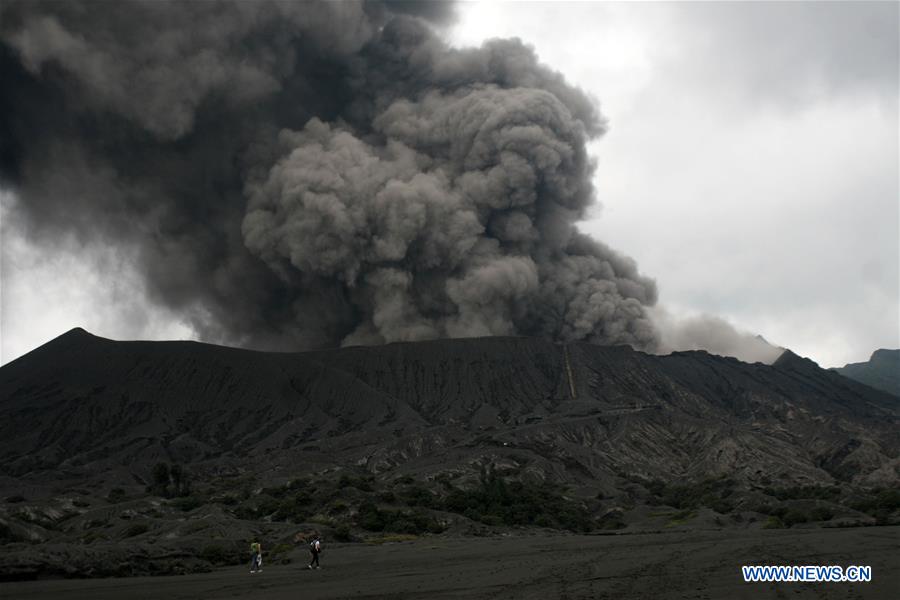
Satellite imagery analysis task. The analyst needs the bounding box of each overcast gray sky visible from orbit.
[1,1,897,368]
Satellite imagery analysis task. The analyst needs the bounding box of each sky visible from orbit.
[1,1,898,368]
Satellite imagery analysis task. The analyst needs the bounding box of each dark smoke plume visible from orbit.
[0,0,659,351]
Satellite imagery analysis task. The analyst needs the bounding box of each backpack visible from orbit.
[310,539,321,552]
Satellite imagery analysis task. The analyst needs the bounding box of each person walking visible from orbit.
[308,534,322,570]
[249,541,262,573]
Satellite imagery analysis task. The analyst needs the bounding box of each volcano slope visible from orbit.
[0,329,898,580]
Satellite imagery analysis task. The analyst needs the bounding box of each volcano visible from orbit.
[2,328,897,486]
[0,329,897,580]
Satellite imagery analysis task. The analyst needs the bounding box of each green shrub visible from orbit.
[665,509,696,527]
[399,485,435,508]
[810,507,834,522]
[358,502,386,531]
[309,514,335,526]
[757,504,789,519]
[763,485,840,502]
[355,502,442,535]
[232,504,257,521]
[558,510,593,532]
[270,542,293,556]
[876,489,900,511]
[645,479,666,497]
[598,516,625,530]
[783,510,808,527]
[479,514,503,527]
[200,544,237,565]
[872,509,893,525]
[655,477,736,511]
[753,503,774,515]
[334,524,352,541]
[437,467,593,532]
[255,496,282,518]
[272,495,309,523]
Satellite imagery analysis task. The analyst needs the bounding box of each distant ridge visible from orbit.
[833,349,900,398]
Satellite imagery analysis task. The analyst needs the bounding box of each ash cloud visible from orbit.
[0,0,659,352]
[653,309,784,364]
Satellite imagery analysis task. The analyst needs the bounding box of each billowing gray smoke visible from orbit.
[652,309,785,365]
[0,0,659,351]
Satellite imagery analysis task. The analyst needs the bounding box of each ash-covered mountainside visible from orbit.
[1,328,897,488]
[832,349,900,398]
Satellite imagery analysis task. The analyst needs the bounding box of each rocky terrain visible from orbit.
[0,329,898,581]
[833,349,900,398]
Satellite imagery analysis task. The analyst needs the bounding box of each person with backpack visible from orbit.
[249,541,262,573]
[308,534,322,570]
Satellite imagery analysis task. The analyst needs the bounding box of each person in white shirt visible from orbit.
[308,534,322,570]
